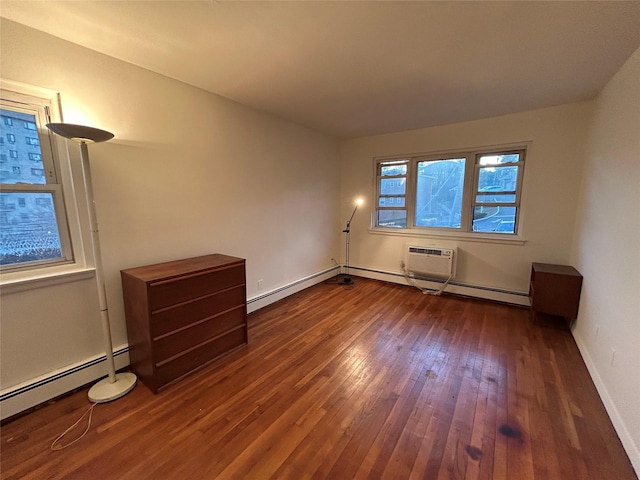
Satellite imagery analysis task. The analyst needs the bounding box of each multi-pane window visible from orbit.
[375,147,526,235]
[376,160,408,228]
[0,88,72,269]
[472,152,524,234]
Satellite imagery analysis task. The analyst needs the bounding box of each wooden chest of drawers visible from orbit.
[121,254,247,393]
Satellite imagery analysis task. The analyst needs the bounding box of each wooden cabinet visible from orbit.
[529,262,583,323]
[121,254,247,393]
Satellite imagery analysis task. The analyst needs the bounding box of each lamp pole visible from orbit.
[340,198,362,285]
[47,123,137,403]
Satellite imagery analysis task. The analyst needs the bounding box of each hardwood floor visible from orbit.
[1,277,635,479]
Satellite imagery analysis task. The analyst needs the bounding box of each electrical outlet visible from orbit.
[258,279,263,291]
[610,348,616,366]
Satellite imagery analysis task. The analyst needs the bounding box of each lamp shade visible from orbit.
[46,123,114,144]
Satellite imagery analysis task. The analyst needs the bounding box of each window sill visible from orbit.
[369,227,526,245]
[0,265,95,294]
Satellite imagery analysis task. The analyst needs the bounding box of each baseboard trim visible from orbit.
[247,266,340,313]
[348,265,530,306]
[572,330,640,476]
[0,346,130,421]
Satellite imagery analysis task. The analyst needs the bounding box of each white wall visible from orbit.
[0,19,341,417]
[339,101,593,300]
[571,46,640,472]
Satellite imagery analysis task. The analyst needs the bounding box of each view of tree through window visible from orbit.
[415,158,465,228]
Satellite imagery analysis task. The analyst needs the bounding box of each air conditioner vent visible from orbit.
[409,247,446,256]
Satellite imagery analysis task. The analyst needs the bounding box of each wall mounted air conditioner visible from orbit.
[406,245,457,279]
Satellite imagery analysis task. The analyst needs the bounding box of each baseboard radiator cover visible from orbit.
[247,266,340,313]
[350,265,530,306]
[0,346,130,421]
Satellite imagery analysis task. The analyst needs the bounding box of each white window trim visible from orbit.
[368,226,526,245]
[371,142,530,245]
[0,79,92,292]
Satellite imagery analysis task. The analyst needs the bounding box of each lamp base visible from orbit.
[88,372,137,403]
[339,276,354,285]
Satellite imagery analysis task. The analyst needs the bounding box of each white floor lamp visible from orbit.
[47,123,137,403]
[340,198,363,285]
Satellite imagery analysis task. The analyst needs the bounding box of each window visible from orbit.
[376,160,408,228]
[375,146,526,236]
[415,157,466,229]
[472,152,524,234]
[0,87,73,270]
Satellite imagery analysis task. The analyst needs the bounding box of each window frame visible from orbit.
[375,159,409,228]
[1,79,90,287]
[373,144,528,243]
[472,150,526,235]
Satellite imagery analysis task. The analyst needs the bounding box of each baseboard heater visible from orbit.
[347,265,529,306]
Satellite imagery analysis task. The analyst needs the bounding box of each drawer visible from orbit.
[154,327,247,389]
[151,285,245,337]
[149,264,245,310]
[153,307,246,361]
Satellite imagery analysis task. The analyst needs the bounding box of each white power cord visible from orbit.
[400,261,452,296]
[51,402,98,451]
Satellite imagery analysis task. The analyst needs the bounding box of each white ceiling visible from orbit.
[2,1,640,139]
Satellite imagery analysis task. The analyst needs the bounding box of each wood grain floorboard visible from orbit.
[1,277,636,480]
